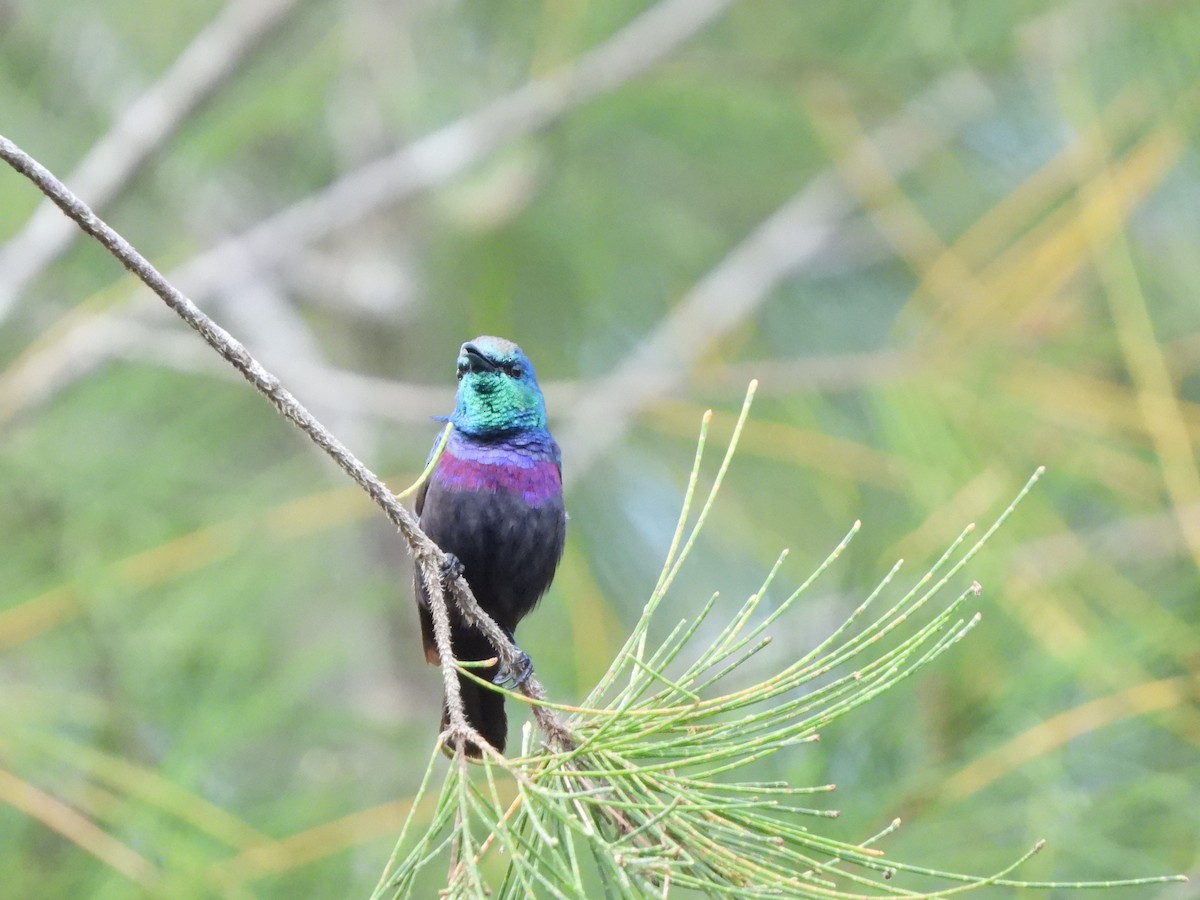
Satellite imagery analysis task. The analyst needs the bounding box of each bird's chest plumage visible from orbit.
[431,444,561,506]
[419,437,565,629]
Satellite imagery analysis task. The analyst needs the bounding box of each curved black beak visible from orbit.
[461,342,498,373]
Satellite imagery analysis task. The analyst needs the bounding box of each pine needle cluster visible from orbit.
[373,385,1185,898]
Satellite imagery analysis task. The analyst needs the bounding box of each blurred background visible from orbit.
[2,0,1198,896]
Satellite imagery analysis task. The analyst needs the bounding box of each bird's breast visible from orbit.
[432,448,561,507]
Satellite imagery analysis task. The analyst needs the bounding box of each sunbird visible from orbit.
[413,337,566,756]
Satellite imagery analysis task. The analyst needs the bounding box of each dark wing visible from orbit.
[414,476,430,518]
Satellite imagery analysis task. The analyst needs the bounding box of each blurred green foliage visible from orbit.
[1,0,1197,896]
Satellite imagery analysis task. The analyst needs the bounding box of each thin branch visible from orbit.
[112,341,918,423]
[162,0,736,305]
[219,275,376,454]
[0,308,918,429]
[557,69,996,481]
[0,249,914,427]
[0,0,300,321]
[0,134,549,756]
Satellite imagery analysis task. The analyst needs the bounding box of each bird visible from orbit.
[413,336,566,756]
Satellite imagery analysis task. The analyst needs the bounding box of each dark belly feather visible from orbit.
[418,481,565,631]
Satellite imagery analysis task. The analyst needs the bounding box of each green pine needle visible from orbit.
[371,386,1187,898]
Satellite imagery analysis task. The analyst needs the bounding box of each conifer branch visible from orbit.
[371,431,1187,897]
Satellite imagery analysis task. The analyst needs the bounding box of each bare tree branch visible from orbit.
[557,69,996,481]
[220,275,377,455]
[0,0,301,321]
[0,133,562,756]
[0,233,908,429]
[162,0,736,305]
[110,336,916,427]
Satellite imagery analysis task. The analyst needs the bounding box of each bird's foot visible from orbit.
[493,650,534,690]
[440,553,465,583]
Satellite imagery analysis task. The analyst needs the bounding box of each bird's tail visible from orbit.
[440,628,507,758]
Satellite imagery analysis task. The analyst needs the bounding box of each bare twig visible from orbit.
[0,264,916,429]
[123,347,916,422]
[0,134,548,756]
[162,0,736,305]
[557,69,995,480]
[447,584,576,750]
[0,0,300,321]
[219,275,376,454]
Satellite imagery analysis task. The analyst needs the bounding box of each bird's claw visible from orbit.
[440,553,465,582]
[493,651,534,690]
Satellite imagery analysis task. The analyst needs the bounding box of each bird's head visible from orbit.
[449,336,547,436]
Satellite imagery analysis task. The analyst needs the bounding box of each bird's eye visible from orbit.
[456,363,466,380]
[506,363,523,379]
